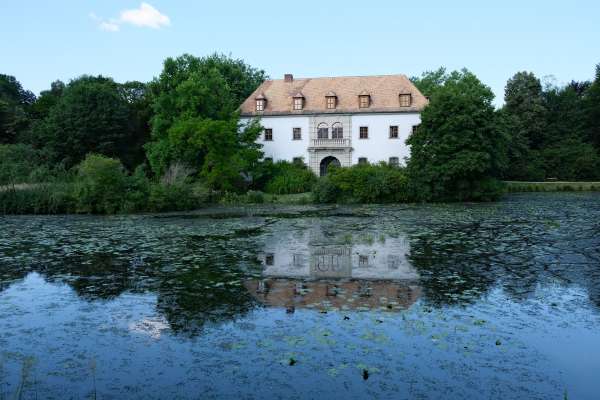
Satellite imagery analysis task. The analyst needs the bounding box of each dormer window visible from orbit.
[293,92,304,110]
[399,93,412,107]
[325,91,337,109]
[359,91,370,108]
[255,93,267,111]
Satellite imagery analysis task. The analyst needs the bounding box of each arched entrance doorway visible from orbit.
[320,156,341,176]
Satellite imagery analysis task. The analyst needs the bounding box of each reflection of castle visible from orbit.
[245,227,421,311]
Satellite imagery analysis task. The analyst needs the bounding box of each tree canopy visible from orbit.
[407,69,508,201]
[145,53,266,190]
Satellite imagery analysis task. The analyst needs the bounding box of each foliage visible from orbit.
[410,67,449,98]
[407,69,508,201]
[0,74,35,144]
[28,76,133,168]
[313,163,409,203]
[0,143,44,185]
[145,53,266,190]
[262,160,317,195]
[584,64,600,151]
[73,154,129,214]
[0,182,75,214]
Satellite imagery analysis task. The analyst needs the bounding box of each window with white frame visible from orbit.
[359,126,368,139]
[332,123,343,139]
[317,123,329,139]
[264,128,273,141]
[293,127,301,140]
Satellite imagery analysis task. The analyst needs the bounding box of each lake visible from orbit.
[1,193,599,399]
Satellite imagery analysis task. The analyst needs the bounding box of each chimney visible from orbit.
[284,74,293,82]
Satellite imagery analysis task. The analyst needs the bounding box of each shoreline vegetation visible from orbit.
[2,54,600,214]
[1,177,599,215]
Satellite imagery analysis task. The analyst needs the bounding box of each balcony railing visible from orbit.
[310,138,351,148]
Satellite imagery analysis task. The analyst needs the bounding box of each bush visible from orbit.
[73,154,128,214]
[0,144,44,185]
[313,163,409,203]
[311,177,339,203]
[0,182,76,214]
[256,160,317,195]
[147,182,198,212]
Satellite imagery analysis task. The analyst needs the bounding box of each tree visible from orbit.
[410,67,449,98]
[407,70,507,201]
[0,74,35,144]
[118,81,152,169]
[501,72,548,180]
[145,53,266,190]
[584,64,600,151]
[30,76,132,168]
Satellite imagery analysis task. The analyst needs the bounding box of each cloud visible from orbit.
[90,3,170,32]
[99,21,120,32]
[120,3,170,29]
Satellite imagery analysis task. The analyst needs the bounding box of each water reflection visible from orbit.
[245,226,421,311]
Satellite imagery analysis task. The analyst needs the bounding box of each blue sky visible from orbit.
[1,1,598,105]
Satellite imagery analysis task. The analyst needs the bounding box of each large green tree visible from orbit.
[501,72,547,180]
[584,64,600,151]
[30,76,135,168]
[0,74,35,144]
[407,69,507,201]
[410,67,448,98]
[145,53,266,190]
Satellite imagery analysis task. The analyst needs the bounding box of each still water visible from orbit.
[1,193,599,399]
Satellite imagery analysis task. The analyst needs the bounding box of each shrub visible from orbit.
[73,154,128,214]
[147,182,198,212]
[313,163,409,203]
[245,190,265,203]
[0,182,76,214]
[0,144,44,185]
[257,160,317,195]
[312,177,339,203]
[122,165,151,213]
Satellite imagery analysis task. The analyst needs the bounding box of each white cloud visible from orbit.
[90,3,170,32]
[99,21,120,32]
[119,3,170,29]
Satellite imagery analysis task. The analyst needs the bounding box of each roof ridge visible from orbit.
[267,73,410,82]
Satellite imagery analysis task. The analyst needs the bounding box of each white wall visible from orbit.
[241,116,310,163]
[242,112,421,167]
[350,113,421,165]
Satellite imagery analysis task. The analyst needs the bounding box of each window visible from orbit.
[389,157,399,167]
[332,123,343,139]
[388,255,400,270]
[399,94,412,107]
[358,157,368,165]
[359,95,370,108]
[265,253,274,266]
[264,128,273,141]
[293,127,301,140]
[256,99,265,111]
[317,123,329,139]
[412,125,419,134]
[326,96,336,109]
[389,125,399,139]
[359,126,368,139]
[293,253,303,267]
[359,255,369,267]
[293,97,303,110]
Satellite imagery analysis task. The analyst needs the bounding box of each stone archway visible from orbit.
[320,156,341,176]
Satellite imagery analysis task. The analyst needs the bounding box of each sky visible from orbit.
[1,0,599,105]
